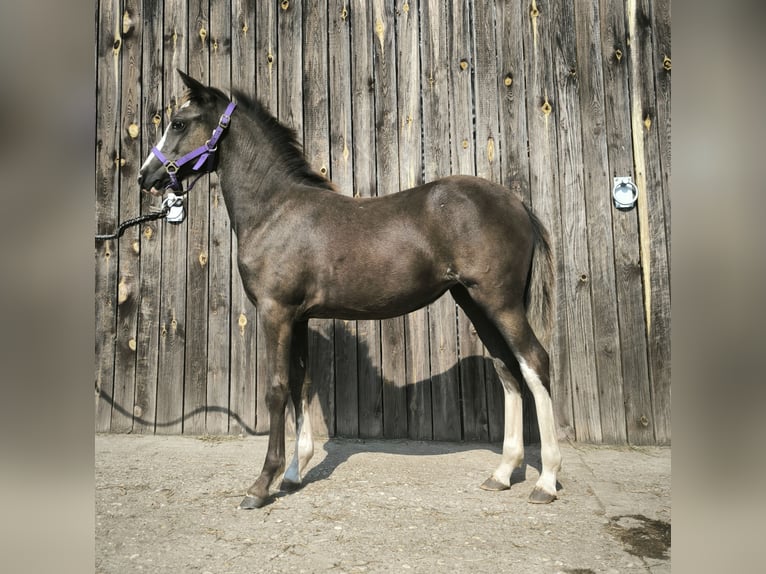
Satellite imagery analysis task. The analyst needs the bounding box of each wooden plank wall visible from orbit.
[95,0,671,445]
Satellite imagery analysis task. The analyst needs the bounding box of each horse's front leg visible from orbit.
[240,304,295,509]
[281,320,314,491]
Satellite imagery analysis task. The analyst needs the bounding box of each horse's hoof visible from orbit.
[480,476,510,491]
[528,487,557,504]
[239,495,268,510]
[279,478,302,492]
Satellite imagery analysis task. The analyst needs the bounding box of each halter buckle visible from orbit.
[164,161,179,174]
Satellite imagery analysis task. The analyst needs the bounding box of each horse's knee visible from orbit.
[266,381,289,410]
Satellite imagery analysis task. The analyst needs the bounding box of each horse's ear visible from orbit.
[177,69,207,99]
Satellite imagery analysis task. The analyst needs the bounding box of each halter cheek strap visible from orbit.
[152,101,237,192]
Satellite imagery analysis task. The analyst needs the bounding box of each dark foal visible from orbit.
[138,71,562,508]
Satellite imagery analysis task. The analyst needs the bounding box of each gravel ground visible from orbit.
[95,434,670,573]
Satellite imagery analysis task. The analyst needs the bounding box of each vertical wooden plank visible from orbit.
[398,0,430,440]
[371,0,407,439]
[598,0,652,445]
[648,0,671,444]
[134,0,164,434]
[350,0,384,439]
[277,0,303,437]
[551,0,602,442]
[182,0,211,434]
[393,0,430,441]
[111,0,142,433]
[303,0,336,437]
[328,0,360,438]
[254,0,279,434]
[627,0,670,444]
[495,0,539,444]
[206,0,233,433]
[228,0,256,435]
[448,0,489,442]
[95,0,121,432]
[472,0,501,183]
[650,0,671,257]
[496,0,532,202]
[155,0,189,435]
[573,0,627,443]
[522,0,574,440]
[422,0,461,442]
[472,0,506,443]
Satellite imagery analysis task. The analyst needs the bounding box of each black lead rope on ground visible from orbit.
[95,206,169,241]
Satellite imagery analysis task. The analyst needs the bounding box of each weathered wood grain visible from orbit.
[599,0,653,445]
[110,0,143,433]
[155,0,188,435]
[495,0,540,444]
[371,0,407,440]
[521,0,574,440]
[227,0,256,436]
[472,0,506,444]
[448,0,489,442]
[254,0,279,435]
[182,0,210,435]
[350,0,384,439]
[95,0,121,432]
[422,0,460,442]
[627,0,671,444]
[328,0,360,438]
[133,0,164,434]
[551,0,602,443]
[303,0,336,438]
[95,0,672,445]
[573,0,627,443]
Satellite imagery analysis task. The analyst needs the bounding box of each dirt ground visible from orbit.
[95,434,670,573]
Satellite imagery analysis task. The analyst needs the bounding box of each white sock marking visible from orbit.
[284,400,315,485]
[518,358,561,495]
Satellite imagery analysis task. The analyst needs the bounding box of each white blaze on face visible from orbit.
[140,123,171,173]
[139,100,191,174]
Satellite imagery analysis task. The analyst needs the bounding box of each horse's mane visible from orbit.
[230,89,335,191]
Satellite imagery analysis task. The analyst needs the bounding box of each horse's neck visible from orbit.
[216,123,285,232]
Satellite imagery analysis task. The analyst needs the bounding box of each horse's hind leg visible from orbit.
[281,320,315,491]
[452,286,561,503]
[451,287,525,492]
[494,307,561,503]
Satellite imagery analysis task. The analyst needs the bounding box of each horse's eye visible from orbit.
[171,120,186,131]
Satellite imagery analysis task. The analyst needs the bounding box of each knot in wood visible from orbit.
[459,59,469,71]
[281,0,289,11]
[662,55,671,71]
[504,74,513,87]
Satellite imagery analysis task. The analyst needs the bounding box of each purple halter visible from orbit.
[152,101,237,192]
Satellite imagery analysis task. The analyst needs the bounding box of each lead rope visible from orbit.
[95,193,185,241]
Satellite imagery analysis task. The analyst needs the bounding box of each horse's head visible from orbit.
[138,70,234,196]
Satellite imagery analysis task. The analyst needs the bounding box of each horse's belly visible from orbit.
[304,279,453,321]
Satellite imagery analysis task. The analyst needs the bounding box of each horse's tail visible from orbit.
[522,203,555,343]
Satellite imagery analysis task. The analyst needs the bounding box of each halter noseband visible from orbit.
[151,101,237,192]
